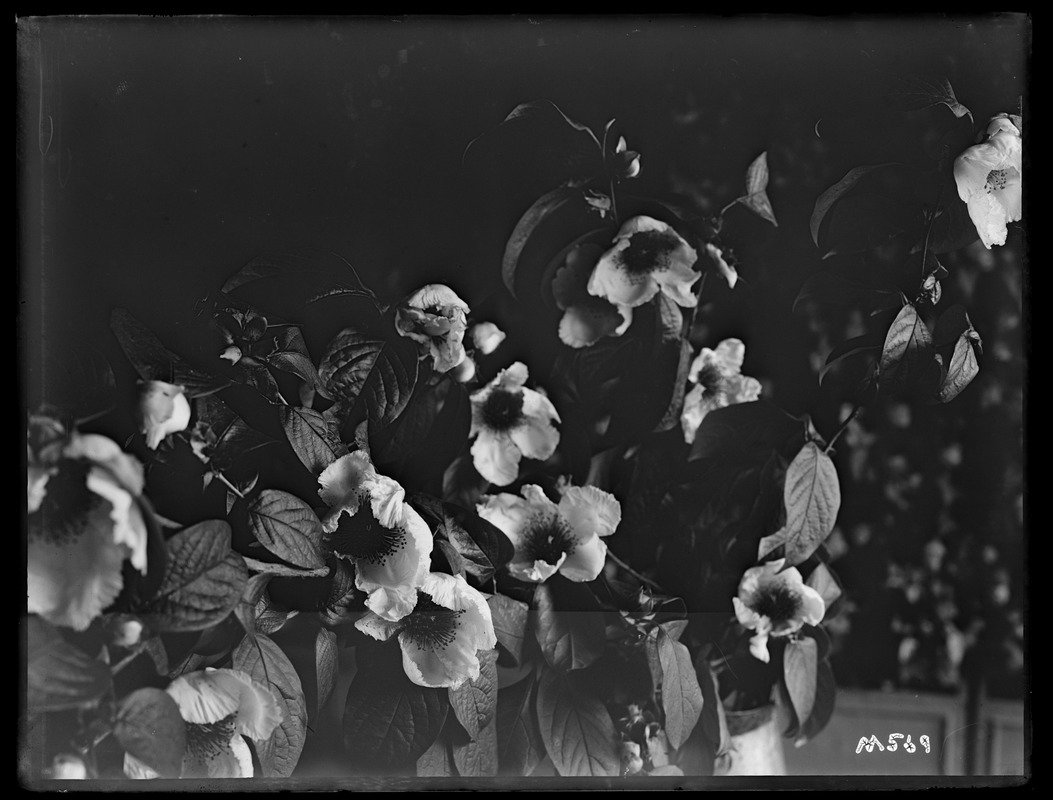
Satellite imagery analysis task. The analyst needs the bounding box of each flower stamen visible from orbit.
[185,713,238,761]
[985,169,1010,192]
[753,584,803,627]
[399,592,465,651]
[329,502,407,565]
[480,388,525,432]
[31,461,100,545]
[522,512,577,566]
[621,230,674,275]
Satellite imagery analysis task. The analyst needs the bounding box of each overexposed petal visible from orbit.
[510,410,560,463]
[318,452,374,512]
[64,433,145,496]
[477,492,535,548]
[124,753,161,780]
[355,609,404,641]
[558,532,607,582]
[201,670,283,741]
[362,583,420,622]
[470,430,522,487]
[733,596,762,630]
[86,468,148,574]
[166,671,241,725]
[587,241,661,309]
[728,375,762,404]
[508,555,565,583]
[367,474,408,531]
[470,321,506,355]
[492,361,529,392]
[798,584,827,627]
[713,339,746,375]
[680,384,727,445]
[748,632,771,663]
[558,485,622,539]
[652,248,701,308]
[966,192,1010,248]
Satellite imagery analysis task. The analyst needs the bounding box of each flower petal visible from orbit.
[748,632,772,663]
[470,321,506,355]
[400,636,457,688]
[63,432,145,496]
[558,301,631,348]
[798,583,827,626]
[166,670,241,725]
[587,240,662,309]
[124,753,161,780]
[558,485,622,539]
[355,610,403,641]
[138,381,192,450]
[470,430,522,487]
[86,468,148,574]
[354,503,432,622]
[680,383,728,445]
[510,395,561,462]
[477,492,536,549]
[202,670,283,741]
[558,531,607,582]
[713,339,746,375]
[508,554,566,583]
[652,250,701,308]
[317,452,374,525]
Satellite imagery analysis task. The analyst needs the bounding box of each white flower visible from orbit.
[124,668,283,779]
[953,113,1023,249]
[317,452,432,622]
[48,754,88,780]
[355,572,497,689]
[27,430,149,631]
[552,242,633,349]
[704,242,738,289]
[477,483,621,583]
[450,354,477,383]
[469,321,506,356]
[138,380,192,450]
[468,362,561,486]
[680,338,761,445]
[587,216,701,310]
[394,284,471,373]
[732,559,826,664]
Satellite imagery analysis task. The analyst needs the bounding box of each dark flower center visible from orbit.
[522,512,577,567]
[329,501,406,565]
[621,230,675,275]
[752,583,802,627]
[29,460,102,546]
[985,169,1010,192]
[695,362,726,395]
[480,388,525,432]
[399,592,465,651]
[185,713,238,762]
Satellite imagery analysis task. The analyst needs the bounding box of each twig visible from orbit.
[606,549,665,593]
[214,470,246,499]
[825,403,862,454]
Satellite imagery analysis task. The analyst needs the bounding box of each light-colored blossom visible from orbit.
[125,668,283,779]
[552,242,633,349]
[138,380,192,450]
[704,242,738,289]
[394,284,470,373]
[450,354,476,383]
[953,113,1023,249]
[732,559,826,664]
[468,362,561,486]
[48,755,88,780]
[317,451,432,621]
[587,216,701,310]
[355,572,497,689]
[470,321,506,356]
[680,338,761,445]
[477,483,621,583]
[27,429,149,631]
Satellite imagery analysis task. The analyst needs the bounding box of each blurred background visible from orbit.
[19,14,1027,771]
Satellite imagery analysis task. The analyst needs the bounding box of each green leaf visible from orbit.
[880,304,933,388]
[657,630,704,750]
[762,442,841,567]
[232,634,306,777]
[315,628,339,719]
[809,163,898,248]
[938,332,981,403]
[784,637,818,732]
[449,649,498,741]
[114,688,186,779]
[343,643,450,768]
[442,502,515,583]
[496,669,545,776]
[26,615,112,713]
[487,594,531,666]
[109,308,224,398]
[416,734,456,776]
[246,489,326,569]
[451,717,498,777]
[737,151,778,227]
[280,406,348,476]
[139,521,248,632]
[534,579,605,672]
[805,563,843,610]
[319,328,419,429]
[535,667,619,776]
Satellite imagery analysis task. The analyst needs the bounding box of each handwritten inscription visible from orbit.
[855,734,930,754]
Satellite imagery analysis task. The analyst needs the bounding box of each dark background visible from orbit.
[19,15,1028,699]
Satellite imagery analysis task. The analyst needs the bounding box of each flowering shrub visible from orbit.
[23,79,1022,783]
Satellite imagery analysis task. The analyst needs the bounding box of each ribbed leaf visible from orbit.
[535,668,619,777]
[246,489,326,569]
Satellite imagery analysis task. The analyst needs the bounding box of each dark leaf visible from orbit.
[887,76,972,120]
[793,272,904,315]
[689,400,805,464]
[279,406,348,477]
[443,502,515,583]
[449,649,498,741]
[938,332,981,402]
[26,615,111,713]
[110,308,224,398]
[246,489,327,569]
[932,304,975,348]
[38,340,117,423]
[139,521,248,632]
[452,717,498,777]
[695,655,731,757]
[784,637,818,731]
[535,667,619,776]
[819,334,885,384]
[657,630,704,750]
[343,644,450,769]
[737,151,778,226]
[416,734,456,776]
[487,593,530,666]
[805,563,843,610]
[796,659,837,745]
[232,634,306,777]
[810,164,899,247]
[758,442,841,566]
[114,688,186,778]
[319,328,419,429]
[496,669,545,776]
[534,579,605,671]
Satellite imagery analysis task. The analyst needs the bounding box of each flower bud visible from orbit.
[138,380,192,450]
[49,754,88,780]
[113,618,144,648]
[469,322,506,356]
